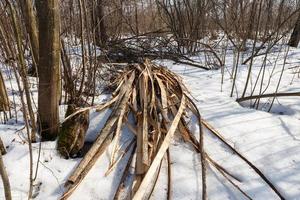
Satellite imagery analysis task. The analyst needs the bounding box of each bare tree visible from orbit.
[36,0,61,140]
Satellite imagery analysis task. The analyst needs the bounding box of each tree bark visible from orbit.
[36,0,61,140]
[0,137,11,200]
[288,11,300,47]
[94,0,108,47]
[0,71,9,112]
[246,1,257,40]
[0,138,6,155]
[19,0,39,75]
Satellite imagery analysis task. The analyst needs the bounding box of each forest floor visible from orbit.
[0,43,300,199]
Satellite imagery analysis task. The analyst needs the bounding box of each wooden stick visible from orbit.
[236,92,300,102]
[202,119,285,200]
[206,154,242,182]
[141,73,149,166]
[113,144,136,200]
[146,158,164,199]
[61,134,114,199]
[206,154,252,200]
[167,149,172,200]
[132,95,186,200]
[185,94,207,200]
[106,139,135,176]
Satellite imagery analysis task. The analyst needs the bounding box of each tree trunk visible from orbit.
[0,71,9,112]
[247,1,257,40]
[6,0,37,142]
[0,137,11,200]
[36,0,61,141]
[0,137,6,155]
[94,0,108,47]
[19,0,39,76]
[288,12,300,47]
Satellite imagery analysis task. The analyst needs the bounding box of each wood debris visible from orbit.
[59,60,284,200]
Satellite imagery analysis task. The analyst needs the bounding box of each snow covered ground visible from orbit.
[0,44,300,199]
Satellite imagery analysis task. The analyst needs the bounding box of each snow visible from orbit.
[0,43,300,199]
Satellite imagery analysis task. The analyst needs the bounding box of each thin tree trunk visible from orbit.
[94,0,108,47]
[19,0,39,75]
[247,1,257,40]
[36,0,61,140]
[241,0,263,98]
[0,71,9,112]
[6,0,37,142]
[0,152,11,200]
[77,0,86,97]
[288,11,300,47]
[0,138,6,155]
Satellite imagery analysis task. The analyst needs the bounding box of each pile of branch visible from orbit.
[60,60,284,200]
[106,37,221,70]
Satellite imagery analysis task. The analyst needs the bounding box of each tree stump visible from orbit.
[57,104,89,158]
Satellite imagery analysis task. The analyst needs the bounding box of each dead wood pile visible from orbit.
[59,60,285,200]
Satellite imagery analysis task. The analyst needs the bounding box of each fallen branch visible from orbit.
[202,120,285,200]
[236,92,300,102]
[206,153,252,200]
